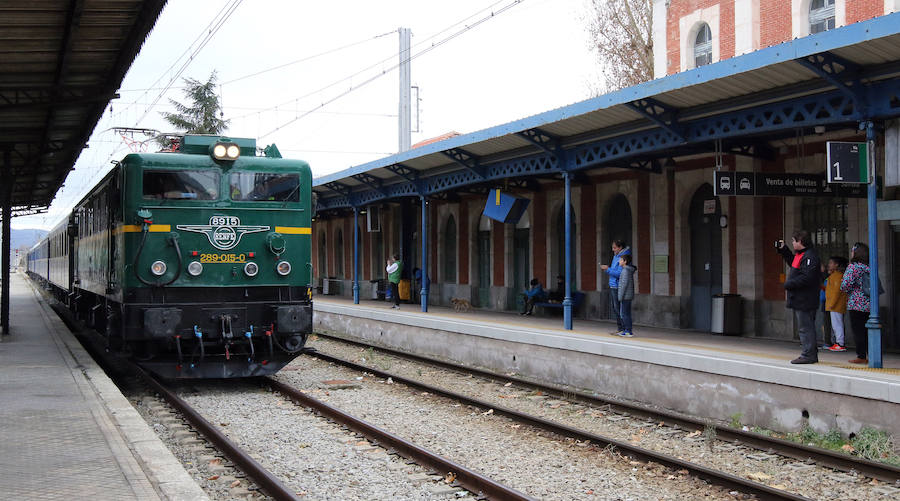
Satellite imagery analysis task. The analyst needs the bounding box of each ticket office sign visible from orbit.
[714,171,870,198]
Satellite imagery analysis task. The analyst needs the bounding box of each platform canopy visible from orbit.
[313,12,900,212]
[0,0,166,216]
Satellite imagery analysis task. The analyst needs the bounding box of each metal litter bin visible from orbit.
[711,294,742,335]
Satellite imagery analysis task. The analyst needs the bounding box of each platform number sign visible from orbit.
[827,142,869,184]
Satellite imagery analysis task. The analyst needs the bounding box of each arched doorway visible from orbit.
[603,194,633,274]
[513,210,530,310]
[476,216,492,307]
[689,184,722,331]
[554,205,577,290]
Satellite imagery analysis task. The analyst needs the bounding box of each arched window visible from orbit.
[443,215,457,283]
[694,23,712,68]
[335,229,344,279]
[809,0,835,34]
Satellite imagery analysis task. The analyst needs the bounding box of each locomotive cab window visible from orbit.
[143,170,219,200]
[229,172,301,202]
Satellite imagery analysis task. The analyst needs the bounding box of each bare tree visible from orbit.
[587,0,653,92]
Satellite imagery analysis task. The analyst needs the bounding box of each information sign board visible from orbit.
[827,141,869,184]
[714,171,874,198]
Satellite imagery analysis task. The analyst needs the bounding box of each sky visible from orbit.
[14,0,599,229]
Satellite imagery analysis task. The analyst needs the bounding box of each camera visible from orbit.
[774,239,784,249]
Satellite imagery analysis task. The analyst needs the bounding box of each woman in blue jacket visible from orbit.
[600,240,631,335]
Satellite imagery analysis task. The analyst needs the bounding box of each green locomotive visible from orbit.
[28,135,313,378]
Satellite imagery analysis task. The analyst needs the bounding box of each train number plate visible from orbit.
[199,253,247,264]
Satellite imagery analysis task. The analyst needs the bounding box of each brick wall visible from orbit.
[846,0,883,23]
[580,184,597,291]
[458,202,469,285]
[492,219,504,286]
[666,0,735,75]
[638,174,652,294]
[532,192,547,284]
[759,0,791,48]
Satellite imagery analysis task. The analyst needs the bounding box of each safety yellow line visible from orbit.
[275,226,311,234]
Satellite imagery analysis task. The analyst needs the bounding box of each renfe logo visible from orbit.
[177,216,269,250]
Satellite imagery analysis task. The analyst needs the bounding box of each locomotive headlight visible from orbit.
[187,261,203,276]
[276,260,291,276]
[150,260,167,276]
[243,262,259,277]
[211,141,240,161]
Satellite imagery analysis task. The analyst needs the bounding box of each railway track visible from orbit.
[262,377,535,500]
[53,299,534,500]
[309,332,900,499]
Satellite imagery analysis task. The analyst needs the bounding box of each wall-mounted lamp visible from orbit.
[719,215,728,228]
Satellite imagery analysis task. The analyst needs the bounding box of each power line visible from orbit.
[259,0,524,138]
[120,1,237,122]
[133,0,244,127]
[233,0,519,123]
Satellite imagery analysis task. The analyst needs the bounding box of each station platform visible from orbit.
[0,272,206,501]
[312,296,900,438]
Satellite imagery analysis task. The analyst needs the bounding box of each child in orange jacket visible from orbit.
[824,256,849,351]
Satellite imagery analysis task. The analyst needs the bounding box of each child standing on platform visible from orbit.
[824,256,849,351]
[616,254,637,337]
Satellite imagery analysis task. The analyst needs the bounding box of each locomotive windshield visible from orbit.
[229,172,300,202]
[143,170,219,200]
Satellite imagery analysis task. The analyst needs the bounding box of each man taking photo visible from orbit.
[776,230,822,364]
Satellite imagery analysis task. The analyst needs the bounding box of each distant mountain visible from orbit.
[2,228,49,251]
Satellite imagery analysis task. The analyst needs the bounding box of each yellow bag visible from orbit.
[398,279,411,301]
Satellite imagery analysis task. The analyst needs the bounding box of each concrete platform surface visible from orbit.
[0,273,207,501]
[314,296,900,436]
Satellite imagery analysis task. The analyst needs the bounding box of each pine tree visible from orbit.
[161,71,230,135]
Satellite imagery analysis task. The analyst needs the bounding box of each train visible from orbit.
[27,135,313,378]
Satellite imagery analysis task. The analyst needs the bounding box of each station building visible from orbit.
[310,6,900,353]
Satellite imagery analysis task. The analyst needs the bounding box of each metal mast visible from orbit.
[398,28,411,152]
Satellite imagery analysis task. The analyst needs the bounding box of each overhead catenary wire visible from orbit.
[120,0,240,123]
[258,0,525,138]
[132,0,244,127]
[235,0,520,123]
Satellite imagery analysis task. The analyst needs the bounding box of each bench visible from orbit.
[535,291,586,314]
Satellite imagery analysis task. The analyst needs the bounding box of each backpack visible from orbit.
[860,269,884,297]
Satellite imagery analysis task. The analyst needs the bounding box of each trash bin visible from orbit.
[711,294,742,335]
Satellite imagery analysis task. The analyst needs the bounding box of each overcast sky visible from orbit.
[15,0,598,229]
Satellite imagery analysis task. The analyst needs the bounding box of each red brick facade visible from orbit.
[579,184,597,291]
[846,0,883,23]
[664,1,888,75]
[759,0,791,48]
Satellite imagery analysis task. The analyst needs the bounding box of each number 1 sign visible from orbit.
[827,141,870,184]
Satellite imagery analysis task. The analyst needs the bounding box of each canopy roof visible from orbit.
[0,0,166,216]
[314,13,900,212]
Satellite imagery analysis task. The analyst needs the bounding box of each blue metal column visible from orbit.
[864,122,882,368]
[420,196,429,312]
[352,207,360,304]
[563,172,573,330]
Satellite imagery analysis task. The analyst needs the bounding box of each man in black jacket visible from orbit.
[776,230,822,364]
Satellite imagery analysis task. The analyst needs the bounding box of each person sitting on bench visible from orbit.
[521,278,546,316]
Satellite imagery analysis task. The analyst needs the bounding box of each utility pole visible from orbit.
[398,27,411,153]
